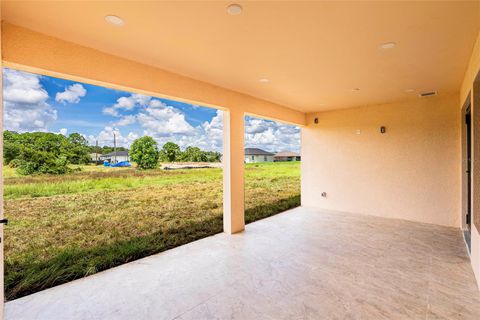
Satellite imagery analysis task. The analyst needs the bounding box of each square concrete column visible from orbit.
[223,110,245,234]
[0,15,5,316]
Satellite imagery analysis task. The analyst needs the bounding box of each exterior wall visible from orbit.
[302,93,461,227]
[244,155,274,163]
[463,31,480,288]
[100,155,129,163]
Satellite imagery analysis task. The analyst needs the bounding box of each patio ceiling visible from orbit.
[2,1,480,112]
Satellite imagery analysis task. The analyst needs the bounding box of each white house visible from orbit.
[89,153,102,163]
[100,151,130,164]
[244,148,274,163]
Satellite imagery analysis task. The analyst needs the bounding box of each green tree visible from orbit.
[3,131,21,164]
[3,131,78,175]
[182,146,207,162]
[68,133,88,146]
[130,136,160,169]
[65,133,90,164]
[160,142,181,162]
[14,145,71,175]
[204,151,222,162]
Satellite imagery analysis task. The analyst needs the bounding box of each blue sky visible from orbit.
[3,68,300,152]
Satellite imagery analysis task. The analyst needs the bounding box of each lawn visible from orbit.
[3,162,300,300]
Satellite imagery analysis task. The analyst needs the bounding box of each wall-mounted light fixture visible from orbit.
[380,126,386,134]
[314,118,319,124]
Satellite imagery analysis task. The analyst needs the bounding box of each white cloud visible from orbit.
[55,83,86,104]
[148,99,164,108]
[103,93,152,117]
[138,105,194,136]
[245,118,269,134]
[159,110,223,152]
[146,111,300,153]
[87,126,139,148]
[104,93,195,137]
[113,115,137,127]
[103,107,120,117]
[59,128,68,136]
[3,68,57,132]
[114,96,136,110]
[244,116,300,153]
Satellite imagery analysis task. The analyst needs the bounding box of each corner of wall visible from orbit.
[462,28,480,290]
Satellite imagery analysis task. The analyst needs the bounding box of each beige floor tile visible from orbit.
[6,207,480,320]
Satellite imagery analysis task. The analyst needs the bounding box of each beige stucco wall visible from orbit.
[302,93,461,227]
[462,31,480,288]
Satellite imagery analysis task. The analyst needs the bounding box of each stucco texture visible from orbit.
[302,94,461,227]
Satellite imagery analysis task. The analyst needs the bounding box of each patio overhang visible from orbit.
[1,1,480,318]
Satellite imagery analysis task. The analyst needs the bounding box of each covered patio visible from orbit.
[6,207,480,319]
[1,1,480,319]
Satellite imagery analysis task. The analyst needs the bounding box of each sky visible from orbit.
[2,68,300,153]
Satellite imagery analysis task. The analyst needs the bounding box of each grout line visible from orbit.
[424,243,434,320]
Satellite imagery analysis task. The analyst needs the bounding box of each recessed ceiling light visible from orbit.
[259,78,270,83]
[227,4,242,15]
[405,89,415,93]
[379,42,396,50]
[105,15,125,26]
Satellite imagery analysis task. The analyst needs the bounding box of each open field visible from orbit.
[3,162,300,300]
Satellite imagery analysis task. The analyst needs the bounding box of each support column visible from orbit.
[0,16,5,317]
[223,110,245,234]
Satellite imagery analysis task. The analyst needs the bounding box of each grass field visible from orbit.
[3,162,300,300]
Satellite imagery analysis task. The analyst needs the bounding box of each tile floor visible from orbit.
[5,207,480,319]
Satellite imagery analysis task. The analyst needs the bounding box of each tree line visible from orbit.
[130,138,221,170]
[3,131,221,175]
[158,142,221,163]
[4,131,91,175]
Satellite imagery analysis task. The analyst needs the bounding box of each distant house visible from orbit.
[244,148,274,163]
[89,153,102,163]
[100,151,130,164]
[274,151,301,162]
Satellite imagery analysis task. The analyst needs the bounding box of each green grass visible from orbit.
[3,166,220,199]
[3,162,300,300]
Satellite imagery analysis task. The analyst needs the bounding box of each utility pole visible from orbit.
[95,140,98,165]
[113,133,117,164]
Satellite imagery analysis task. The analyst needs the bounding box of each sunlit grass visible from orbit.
[4,167,220,199]
[4,162,300,300]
